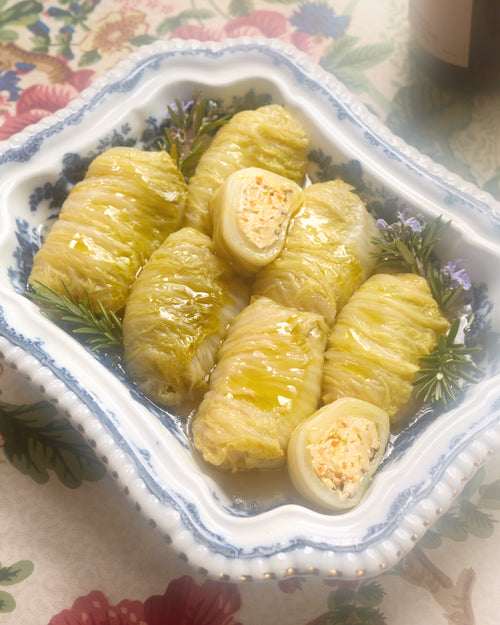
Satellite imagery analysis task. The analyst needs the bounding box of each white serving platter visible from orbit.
[1,37,499,582]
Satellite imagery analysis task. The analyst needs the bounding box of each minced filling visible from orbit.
[237,175,292,249]
[308,416,380,500]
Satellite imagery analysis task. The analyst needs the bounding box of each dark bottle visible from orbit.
[408,0,500,91]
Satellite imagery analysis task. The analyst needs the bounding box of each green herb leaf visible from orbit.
[426,265,463,310]
[27,280,122,355]
[372,214,468,315]
[412,319,483,407]
[157,91,231,179]
[371,214,448,279]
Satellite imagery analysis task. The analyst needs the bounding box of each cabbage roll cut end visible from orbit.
[211,167,303,275]
[287,397,390,511]
[184,104,310,235]
[192,296,328,472]
[123,227,250,407]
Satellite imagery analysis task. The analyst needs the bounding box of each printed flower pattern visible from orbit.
[49,575,242,625]
[48,590,146,624]
[0,70,22,101]
[0,40,94,139]
[290,1,350,38]
[80,10,149,65]
[0,77,93,140]
[169,10,329,62]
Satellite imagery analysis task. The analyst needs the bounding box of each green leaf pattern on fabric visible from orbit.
[420,467,498,547]
[0,0,42,41]
[325,466,500,623]
[0,560,34,613]
[478,479,500,510]
[327,581,387,625]
[0,560,34,586]
[320,36,393,93]
[0,400,106,487]
[229,0,254,18]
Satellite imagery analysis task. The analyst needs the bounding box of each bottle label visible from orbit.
[409,0,474,67]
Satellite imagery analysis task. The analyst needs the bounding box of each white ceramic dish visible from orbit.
[1,38,499,582]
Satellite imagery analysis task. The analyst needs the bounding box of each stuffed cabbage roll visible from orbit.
[184,104,309,234]
[29,146,187,314]
[211,167,304,276]
[253,179,378,327]
[192,296,328,471]
[122,227,250,407]
[322,273,450,418]
[287,397,390,511]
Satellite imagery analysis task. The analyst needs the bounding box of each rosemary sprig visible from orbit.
[27,280,122,353]
[157,91,231,179]
[371,213,446,276]
[371,212,466,313]
[426,264,464,311]
[413,318,483,407]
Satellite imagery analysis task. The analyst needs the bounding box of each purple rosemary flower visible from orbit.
[168,99,194,118]
[444,259,472,290]
[397,208,422,233]
[375,218,388,230]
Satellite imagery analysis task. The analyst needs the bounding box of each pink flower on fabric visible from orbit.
[0,70,94,141]
[67,69,94,92]
[49,590,146,625]
[169,23,222,42]
[169,10,327,62]
[143,575,242,625]
[0,83,78,139]
[289,30,326,59]
[169,10,286,40]
[223,10,289,38]
[48,575,242,625]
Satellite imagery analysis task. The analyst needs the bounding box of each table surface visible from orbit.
[1,1,499,624]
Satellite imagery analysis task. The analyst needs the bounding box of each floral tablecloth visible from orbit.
[1,1,499,624]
